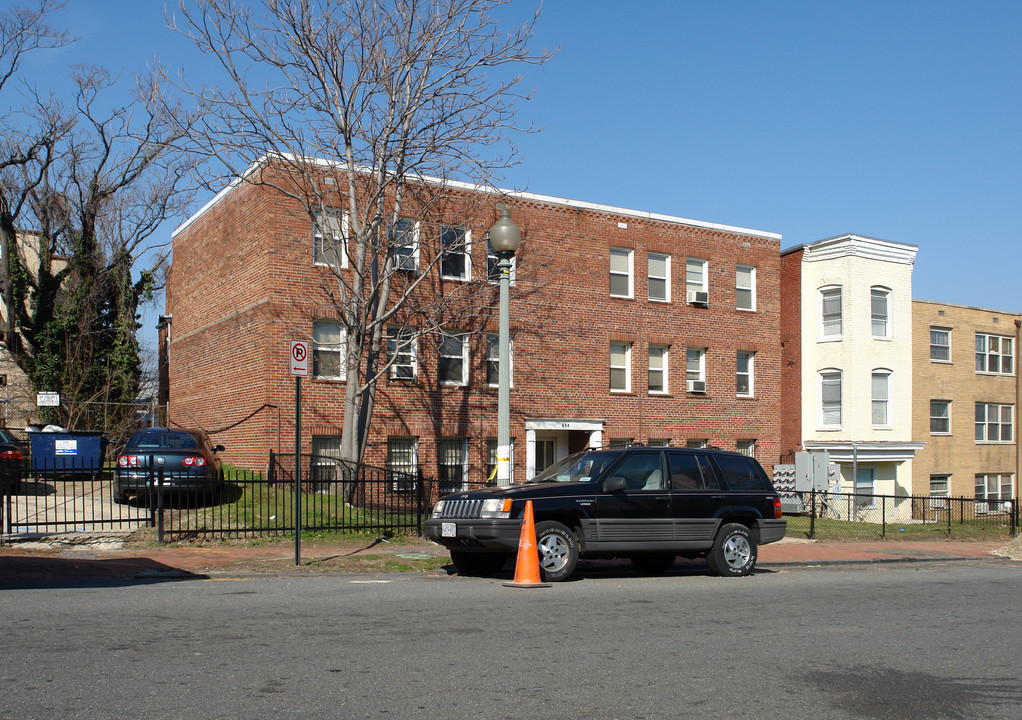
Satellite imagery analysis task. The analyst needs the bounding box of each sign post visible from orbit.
[289,341,310,565]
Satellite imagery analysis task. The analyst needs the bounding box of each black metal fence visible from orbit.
[784,489,1019,540]
[4,457,1018,544]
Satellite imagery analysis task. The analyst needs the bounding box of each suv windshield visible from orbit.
[530,450,623,484]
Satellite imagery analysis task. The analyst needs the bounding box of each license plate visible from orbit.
[441,522,456,538]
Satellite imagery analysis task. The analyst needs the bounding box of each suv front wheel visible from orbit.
[707,523,757,577]
[535,520,579,582]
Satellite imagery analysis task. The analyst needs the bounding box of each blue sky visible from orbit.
[15,0,1022,347]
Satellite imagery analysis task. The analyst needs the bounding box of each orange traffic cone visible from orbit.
[503,500,551,588]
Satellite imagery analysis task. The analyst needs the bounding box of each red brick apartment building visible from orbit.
[164,163,782,484]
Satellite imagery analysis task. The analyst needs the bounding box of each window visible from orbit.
[975,403,1013,442]
[648,438,670,447]
[438,438,468,493]
[312,321,344,380]
[387,437,417,491]
[870,287,890,338]
[611,452,665,491]
[930,327,951,362]
[820,370,842,428]
[686,347,705,385]
[648,344,668,394]
[736,351,754,397]
[975,474,1013,502]
[440,226,470,280]
[387,327,417,380]
[871,370,891,426]
[389,217,419,271]
[854,467,876,510]
[610,342,631,392]
[686,257,707,295]
[310,435,342,484]
[485,334,512,388]
[486,237,517,283]
[668,452,714,490]
[736,265,756,311]
[313,209,347,268]
[648,252,670,302]
[930,400,951,434]
[929,475,949,499]
[609,247,633,298]
[686,439,707,449]
[819,287,842,339]
[737,439,756,457]
[438,333,468,386]
[976,333,1014,375]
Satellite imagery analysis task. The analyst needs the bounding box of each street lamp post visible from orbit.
[488,204,521,487]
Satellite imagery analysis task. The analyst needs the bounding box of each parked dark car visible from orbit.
[424,445,786,581]
[113,428,225,504]
[0,427,25,494]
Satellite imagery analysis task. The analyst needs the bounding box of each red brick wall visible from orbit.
[779,247,803,457]
[168,171,783,478]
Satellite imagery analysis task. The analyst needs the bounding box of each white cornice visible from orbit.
[172,153,782,242]
[803,441,925,463]
[799,234,918,265]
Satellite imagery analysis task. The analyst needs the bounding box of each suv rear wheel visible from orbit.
[707,523,757,577]
[535,520,579,582]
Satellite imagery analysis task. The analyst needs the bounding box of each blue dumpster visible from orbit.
[30,431,109,473]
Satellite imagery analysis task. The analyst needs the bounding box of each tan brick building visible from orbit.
[165,162,783,483]
[912,299,1020,503]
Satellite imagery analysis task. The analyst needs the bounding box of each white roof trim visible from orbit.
[172,153,781,241]
[797,234,918,265]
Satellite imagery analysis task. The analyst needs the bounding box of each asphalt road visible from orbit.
[1,560,1020,720]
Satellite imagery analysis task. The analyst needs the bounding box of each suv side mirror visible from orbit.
[214,444,225,452]
[603,476,627,493]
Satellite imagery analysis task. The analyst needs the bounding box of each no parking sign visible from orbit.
[289,340,310,376]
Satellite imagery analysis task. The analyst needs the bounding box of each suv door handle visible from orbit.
[711,495,726,500]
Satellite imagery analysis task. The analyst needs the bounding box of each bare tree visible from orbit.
[165,0,552,464]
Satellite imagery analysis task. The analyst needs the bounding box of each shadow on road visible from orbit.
[0,555,210,589]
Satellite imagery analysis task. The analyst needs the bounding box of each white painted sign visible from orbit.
[37,391,60,407]
[55,439,78,455]
[289,340,310,377]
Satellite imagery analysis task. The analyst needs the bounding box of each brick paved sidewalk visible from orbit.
[0,534,1013,583]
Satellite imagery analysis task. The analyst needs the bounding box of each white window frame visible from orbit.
[686,439,707,449]
[485,334,513,389]
[648,344,669,395]
[736,264,756,311]
[389,217,420,272]
[930,399,951,435]
[686,257,708,294]
[930,326,951,363]
[975,473,1013,502]
[610,342,632,393]
[871,369,891,427]
[736,351,754,397]
[736,439,756,457]
[440,226,471,281]
[387,327,418,381]
[438,438,469,493]
[313,209,348,269]
[312,320,345,380]
[929,474,950,501]
[686,347,706,390]
[819,369,842,429]
[609,247,634,299]
[819,286,843,341]
[438,333,469,386]
[387,436,418,491]
[648,252,671,303]
[871,286,891,338]
[975,402,1014,443]
[975,333,1014,375]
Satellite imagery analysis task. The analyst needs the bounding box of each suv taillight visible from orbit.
[773,496,782,519]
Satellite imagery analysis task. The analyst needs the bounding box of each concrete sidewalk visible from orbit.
[0,534,1015,583]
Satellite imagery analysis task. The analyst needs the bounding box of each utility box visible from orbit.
[794,450,830,492]
[30,431,109,473]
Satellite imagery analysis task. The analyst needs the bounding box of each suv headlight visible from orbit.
[480,498,512,519]
[431,500,446,518]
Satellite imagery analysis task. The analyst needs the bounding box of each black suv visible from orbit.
[424,445,786,581]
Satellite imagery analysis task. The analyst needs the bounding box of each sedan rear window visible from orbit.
[128,431,199,450]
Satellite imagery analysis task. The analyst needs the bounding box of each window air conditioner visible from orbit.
[687,380,706,394]
[686,290,709,305]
